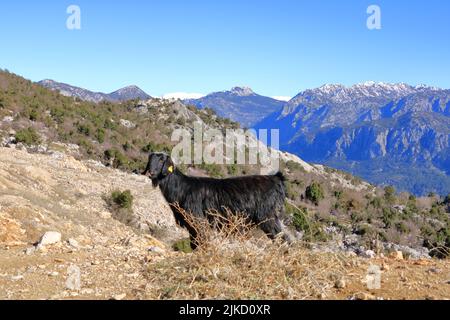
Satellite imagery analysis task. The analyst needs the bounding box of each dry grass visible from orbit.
[144,205,348,299]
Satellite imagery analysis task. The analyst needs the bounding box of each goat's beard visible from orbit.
[151,178,159,188]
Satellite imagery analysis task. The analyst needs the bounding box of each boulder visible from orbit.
[38,231,62,247]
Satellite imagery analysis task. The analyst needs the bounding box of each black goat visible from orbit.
[143,153,292,248]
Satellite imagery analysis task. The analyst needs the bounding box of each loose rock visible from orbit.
[38,231,62,248]
[112,293,126,300]
[351,292,377,300]
[66,265,81,291]
[24,247,36,255]
[68,238,80,249]
[391,251,404,260]
[148,246,165,255]
[11,275,24,281]
[335,279,346,289]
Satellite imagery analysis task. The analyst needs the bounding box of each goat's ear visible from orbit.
[162,157,175,175]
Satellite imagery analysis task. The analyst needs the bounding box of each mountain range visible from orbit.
[38,79,151,103]
[184,86,286,128]
[37,78,450,195]
[255,82,450,195]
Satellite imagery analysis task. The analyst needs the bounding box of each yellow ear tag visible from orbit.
[168,166,174,173]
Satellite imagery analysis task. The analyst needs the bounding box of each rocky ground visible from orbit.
[0,145,184,299]
[0,146,449,300]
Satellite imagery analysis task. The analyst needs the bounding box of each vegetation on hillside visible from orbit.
[0,69,448,258]
[0,70,239,173]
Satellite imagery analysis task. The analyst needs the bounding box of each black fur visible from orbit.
[143,153,291,247]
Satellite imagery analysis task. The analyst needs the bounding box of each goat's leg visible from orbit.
[259,217,282,238]
[259,217,294,244]
[171,208,201,250]
[187,225,199,250]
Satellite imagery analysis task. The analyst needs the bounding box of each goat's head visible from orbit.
[142,152,175,184]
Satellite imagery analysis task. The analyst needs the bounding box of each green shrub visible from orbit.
[227,164,238,176]
[104,149,129,168]
[15,128,41,145]
[141,142,172,153]
[285,182,298,200]
[424,227,450,259]
[370,197,383,209]
[334,190,343,200]
[28,108,39,121]
[50,107,65,123]
[78,138,94,155]
[77,123,92,136]
[384,185,396,203]
[382,208,396,227]
[286,202,327,242]
[355,223,375,236]
[395,221,410,234]
[104,149,115,160]
[291,205,310,232]
[123,141,132,151]
[96,128,105,143]
[113,151,129,168]
[444,194,450,205]
[172,238,193,253]
[111,190,133,209]
[285,160,305,173]
[305,182,324,205]
[104,119,116,130]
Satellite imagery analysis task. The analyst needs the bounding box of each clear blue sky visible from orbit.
[1,0,449,97]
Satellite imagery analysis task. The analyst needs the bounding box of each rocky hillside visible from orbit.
[255,82,450,195]
[0,145,183,299]
[38,80,151,103]
[1,70,449,259]
[0,146,182,242]
[0,71,449,299]
[184,86,285,128]
[0,147,449,300]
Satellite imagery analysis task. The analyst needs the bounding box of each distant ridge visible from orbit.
[184,86,286,127]
[255,82,450,195]
[38,79,151,103]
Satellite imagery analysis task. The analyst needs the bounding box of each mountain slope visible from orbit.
[255,82,450,195]
[1,71,448,262]
[184,86,285,128]
[2,147,448,300]
[38,80,151,102]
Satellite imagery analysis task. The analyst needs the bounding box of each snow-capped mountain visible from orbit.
[255,82,450,195]
[38,80,151,102]
[184,86,286,128]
